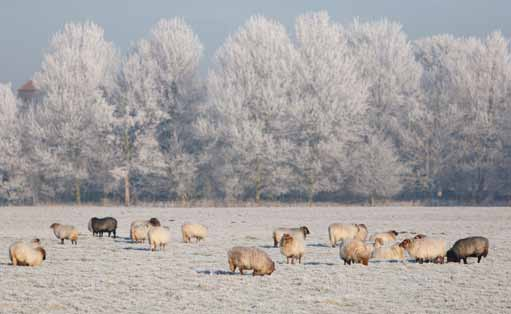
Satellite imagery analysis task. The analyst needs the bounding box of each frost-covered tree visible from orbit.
[120,18,204,204]
[290,12,368,203]
[31,22,119,204]
[201,16,297,203]
[0,83,26,202]
[345,19,422,147]
[345,133,405,204]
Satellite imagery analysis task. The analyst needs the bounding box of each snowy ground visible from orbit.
[0,206,509,314]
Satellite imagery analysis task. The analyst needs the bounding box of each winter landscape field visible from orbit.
[0,206,509,314]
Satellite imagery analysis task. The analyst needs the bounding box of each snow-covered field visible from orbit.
[0,206,509,314]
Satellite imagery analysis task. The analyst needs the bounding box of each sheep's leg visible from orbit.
[60,239,64,245]
[113,230,116,238]
[477,256,482,263]
[239,268,244,275]
[463,258,467,264]
[291,257,295,265]
[286,257,290,264]
[299,255,302,264]
[273,235,278,248]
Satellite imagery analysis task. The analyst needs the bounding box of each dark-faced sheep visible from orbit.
[446,236,489,264]
[50,223,78,245]
[369,230,399,243]
[272,226,310,247]
[328,223,368,247]
[228,246,275,276]
[88,217,117,238]
[399,238,446,264]
[130,218,161,243]
[339,239,373,266]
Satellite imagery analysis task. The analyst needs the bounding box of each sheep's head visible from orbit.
[390,230,399,236]
[37,247,46,261]
[300,226,310,237]
[414,234,426,240]
[357,224,367,230]
[399,239,412,249]
[31,238,41,248]
[49,223,60,229]
[446,249,459,263]
[281,234,293,246]
[374,238,384,248]
[268,261,275,275]
[148,218,161,227]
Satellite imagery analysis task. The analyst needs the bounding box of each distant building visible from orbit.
[17,80,42,109]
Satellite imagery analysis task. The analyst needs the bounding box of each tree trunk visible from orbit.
[124,173,130,207]
[75,178,81,205]
[308,175,314,207]
[255,160,261,205]
[369,195,375,206]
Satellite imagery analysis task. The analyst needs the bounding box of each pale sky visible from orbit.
[1,0,509,88]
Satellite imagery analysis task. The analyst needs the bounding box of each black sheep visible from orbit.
[88,217,118,238]
[446,236,489,264]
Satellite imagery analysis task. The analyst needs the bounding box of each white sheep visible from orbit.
[272,226,310,247]
[9,239,46,267]
[228,246,275,276]
[339,239,373,266]
[369,230,399,243]
[50,223,78,245]
[399,238,446,264]
[371,238,405,260]
[279,233,305,264]
[328,223,367,247]
[181,223,208,243]
[130,218,161,243]
[148,226,171,251]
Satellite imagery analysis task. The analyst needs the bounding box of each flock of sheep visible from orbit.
[7,216,490,277]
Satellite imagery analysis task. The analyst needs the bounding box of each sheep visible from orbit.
[181,223,208,243]
[88,217,117,238]
[147,226,171,251]
[228,246,275,276]
[9,239,46,267]
[339,239,373,266]
[130,218,161,243]
[50,223,78,245]
[446,236,489,264]
[371,238,405,260]
[399,238,446,264]
[328,223,368,247]
[279,233,305,264]
[369,230,399,243]
[272,226,310,247]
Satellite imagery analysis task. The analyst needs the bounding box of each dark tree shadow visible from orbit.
[196,270,236,275]
[307,243,331,248]
[303,261,336,266]
[258,245,276,249]
[123,246,151,251]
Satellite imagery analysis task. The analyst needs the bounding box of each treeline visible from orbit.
[1,12,510,206]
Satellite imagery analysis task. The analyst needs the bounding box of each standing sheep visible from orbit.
[148,226,171,251]
[328,223,368,247]
[130,218,161,243]
[181,223,208,243]
[272,226,310,247]
[446,236,489,264]
[50,223,79,245]
[9,239,46,267]
[399,238,446,264]
[228,246,275,276]
[88,217,118,237]
[369,230,399,243]
[371,238,405,260]
[339,239,373,266]
[279,233,305,264]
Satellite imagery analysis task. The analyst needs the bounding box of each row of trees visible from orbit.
[1,12,510,205]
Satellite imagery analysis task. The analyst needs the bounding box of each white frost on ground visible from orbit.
[0,206,510,313]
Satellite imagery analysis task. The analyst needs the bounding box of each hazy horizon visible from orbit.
[1,0,510,88]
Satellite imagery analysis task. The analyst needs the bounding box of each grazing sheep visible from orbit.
[371,238,405,260]
[279,234,305,264]
[9,239,46,267]
[88,217,118,238]
[50,223,78,245]
[339,239,373,266]
[399,238,446,264]
[369,230,399,243]
[228,246,275,276]
[446,236,489,264]
[148,226,171,251]
[130,218,161,243]
[328,223,368,247]
[272,226,310,247]
[181,223,208,243]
